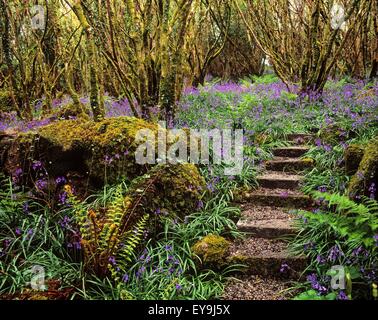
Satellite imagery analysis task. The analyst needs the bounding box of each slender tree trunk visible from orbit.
[72,0,104,121]
[0,0,24,118]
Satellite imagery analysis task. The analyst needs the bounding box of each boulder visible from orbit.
[1,116,160,187]
[344,144,365,176]
[192,234,230,269]
[348,137,378,200]
[126,163,205,222]
[319,123,356,144]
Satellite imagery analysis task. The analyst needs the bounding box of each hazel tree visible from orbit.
[234,0,371,94]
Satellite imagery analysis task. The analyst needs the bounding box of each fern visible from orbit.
[67,182,150,280]
[290,192,378,299]
[291,192,378,257]
[112,214,150,279]
[312,191,370,216]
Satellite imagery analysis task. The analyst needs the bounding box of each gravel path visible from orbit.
[229,237,287,257]
[223,275,296,300]
[239,205,295,220]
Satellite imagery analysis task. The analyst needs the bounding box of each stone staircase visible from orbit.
[223,134,313,300]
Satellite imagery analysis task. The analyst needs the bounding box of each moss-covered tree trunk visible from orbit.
[369,5,378,80]
[72,0,104,122]
[40,0,60,115]
[159,0,193,123]
[0,0,24,118]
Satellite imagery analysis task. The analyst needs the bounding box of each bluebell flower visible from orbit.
[337,291,349,300]
[109,256,116,266]
[35,179,48,190]
[328,245,343,262]
[122,274,129,283]
[374,235,378,247]
[316,255,326,264]
[280,263,289,273]
[318,186,327,193]
[32,161,43,171]
[306,273,328,294]
[55,176,67,186]
[22,202,30,214]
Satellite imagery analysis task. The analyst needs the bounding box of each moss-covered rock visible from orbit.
[344,144,365,176]
[302,157,315,166]
[348,137,378,200]
[319,124,356,144]
[126,163,205,222]
[254,133,272,145]
[3,117,161,186]
[192,234,230,269]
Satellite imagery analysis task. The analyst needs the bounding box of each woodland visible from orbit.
[0,0,377,301]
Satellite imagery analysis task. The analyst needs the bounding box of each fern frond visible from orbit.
[117,214,150,272]
[311,191,369,216]
[361,196,378,215]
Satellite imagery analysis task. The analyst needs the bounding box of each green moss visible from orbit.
[344,144,365,176]
[302,157,315,166]
[0,89,12,112]
[254,133,272,145]
[6,117,161,185]
[348,137,378,200]
[192,234,230,269]
[37,118,93,150]
[227,254,248,263]
[319,124,356,144]
[87,117,160,183]
[126,163,205,220]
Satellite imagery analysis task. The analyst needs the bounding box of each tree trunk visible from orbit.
[72,1,104,121]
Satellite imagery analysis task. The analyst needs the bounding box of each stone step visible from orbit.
[287,133,314,145]
[223,275,296,300]
[237,218,296,238]
[257,171,303,189]
[272,146,309,158]
[266,157,314,173]
[239,204,294,221]
[229,237,307,279]
[238,188,312,208]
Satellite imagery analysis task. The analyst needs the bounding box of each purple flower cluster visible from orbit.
[32,161,43,171]
[303,242,316,252]
[35,179,48,191]
[0,239,12,258]
[67,241,82,250]
[103,150,130,166]
[369,183,376,199]
[328,245,344,262]
[55,176,67,186]
[58,192,68,205]
[352,246,369,257]
[22,201,30,214]
[315,138,333,152]
[59,215,71,229]
[306,273,328,294]
[374,235,378,247]
[316,255,326,264]
[337,291,349,300]
[280,263,290,273]
[318,186,327,193]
